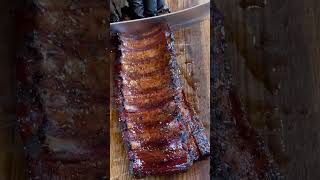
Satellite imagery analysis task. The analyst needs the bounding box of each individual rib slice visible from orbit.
[114,24,209,178]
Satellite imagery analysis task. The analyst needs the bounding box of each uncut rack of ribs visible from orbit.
[16,0,108,179]
[113,24,210,178]
[211,4,282,179]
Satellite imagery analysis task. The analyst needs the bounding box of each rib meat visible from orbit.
[113,24,210,178]
[16,0,108,179]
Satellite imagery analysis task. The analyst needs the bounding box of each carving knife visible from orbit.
[110,1,210,33]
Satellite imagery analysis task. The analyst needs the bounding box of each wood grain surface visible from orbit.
[110,0,210,180]
[0,0,25,180]
[214,0,320,179]
[0,0,27,180]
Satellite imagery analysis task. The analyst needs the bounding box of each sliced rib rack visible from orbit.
[113,24,210,178]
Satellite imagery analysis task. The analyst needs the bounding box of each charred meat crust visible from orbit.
[113,24,210,178]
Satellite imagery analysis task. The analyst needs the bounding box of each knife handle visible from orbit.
[126,0,170,20]
[127,0,145,18]
[143,0,157,17]
[157,0,171,14]
[157,0,166,10]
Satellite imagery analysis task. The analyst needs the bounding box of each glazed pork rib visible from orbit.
[17,0,108,179]
[114,24,210,178]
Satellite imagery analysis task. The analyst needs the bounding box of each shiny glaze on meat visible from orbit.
[16,0,108,179]
[113,24,210,178]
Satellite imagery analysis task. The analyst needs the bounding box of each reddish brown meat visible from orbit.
[113,24,210,178]
[16,0,109,179]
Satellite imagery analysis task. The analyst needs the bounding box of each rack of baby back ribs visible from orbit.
[111,0,210,178]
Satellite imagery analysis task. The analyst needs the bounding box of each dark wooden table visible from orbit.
[0,0,27,179]
[215,0,320,179]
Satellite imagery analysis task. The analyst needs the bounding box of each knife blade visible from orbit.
[110,1,210,33]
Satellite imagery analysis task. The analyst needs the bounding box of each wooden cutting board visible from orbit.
[110,0,210,180]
